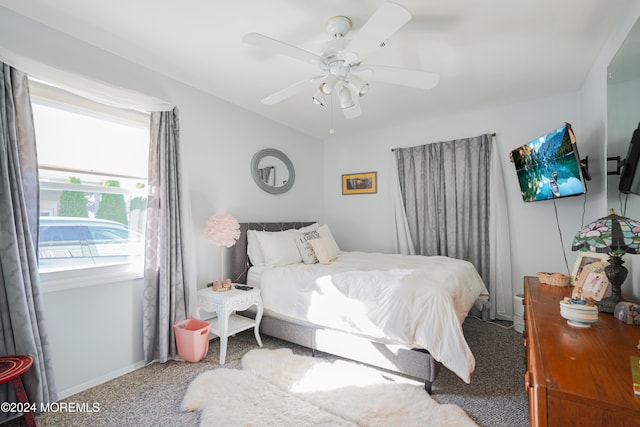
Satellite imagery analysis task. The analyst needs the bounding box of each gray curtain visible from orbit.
[142,108,189,363]
[395,134,492,286]
[0,63,57,417]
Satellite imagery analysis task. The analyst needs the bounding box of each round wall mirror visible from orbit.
[251,148,295,194]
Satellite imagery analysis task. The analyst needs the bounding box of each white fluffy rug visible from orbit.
[182,348,478,427]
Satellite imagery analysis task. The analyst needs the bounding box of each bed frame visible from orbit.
[229,222,441,393]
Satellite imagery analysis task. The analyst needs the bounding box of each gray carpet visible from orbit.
[2,317,528,427]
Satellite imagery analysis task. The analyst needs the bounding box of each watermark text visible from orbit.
[1,401,100,413]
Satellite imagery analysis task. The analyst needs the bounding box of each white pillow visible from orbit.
[256,230,302,267]
[246,230,265,266]
[317,224,340,254]
[292,229,321,264]
[308,237,340,264]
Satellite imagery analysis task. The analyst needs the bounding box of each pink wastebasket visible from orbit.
[174,319,211,362]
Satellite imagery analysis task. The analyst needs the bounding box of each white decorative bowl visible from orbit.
[559,299,598,328]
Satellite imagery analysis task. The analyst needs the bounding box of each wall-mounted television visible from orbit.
[510,123,588,202]
[618,122,640,195]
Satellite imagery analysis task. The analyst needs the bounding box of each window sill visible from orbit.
[39,264,144,293]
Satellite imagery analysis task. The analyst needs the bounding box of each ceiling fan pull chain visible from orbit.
[329,94,335,134]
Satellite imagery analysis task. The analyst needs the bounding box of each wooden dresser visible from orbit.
[523,276,640,426]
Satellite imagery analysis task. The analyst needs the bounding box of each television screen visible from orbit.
[510,124,587,202]
[618,122,640,195]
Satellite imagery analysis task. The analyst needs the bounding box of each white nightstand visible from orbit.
[197,285,263,364]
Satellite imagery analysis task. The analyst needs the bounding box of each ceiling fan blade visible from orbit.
[358,65,440,90]
[261,76,324,105]
[243,32,323,66]
[344,2,412,65]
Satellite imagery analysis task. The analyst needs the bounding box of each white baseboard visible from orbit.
[56,360,146,400]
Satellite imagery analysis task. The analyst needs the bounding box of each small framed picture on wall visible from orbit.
[342,171,377,195]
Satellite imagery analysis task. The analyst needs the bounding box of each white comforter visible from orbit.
[247,251,489,383]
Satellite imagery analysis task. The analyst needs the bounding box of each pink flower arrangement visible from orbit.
[206,214,240,247]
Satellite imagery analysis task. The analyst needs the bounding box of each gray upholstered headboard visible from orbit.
[230,222,316,284]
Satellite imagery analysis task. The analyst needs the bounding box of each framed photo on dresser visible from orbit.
[571,251,608,284]
[572,261,610,301]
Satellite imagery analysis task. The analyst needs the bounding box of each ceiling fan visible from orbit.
[242,1,440,119]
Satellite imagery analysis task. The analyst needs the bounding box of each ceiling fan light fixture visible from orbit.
[312,90,326,106]
[348,76,369,97]
[319,82,332,95]
[320,75,338,95]
[338,84,355,109]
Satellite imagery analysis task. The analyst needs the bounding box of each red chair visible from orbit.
[0,356,36,427]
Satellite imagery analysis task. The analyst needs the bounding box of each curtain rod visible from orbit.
[391,133,496,151]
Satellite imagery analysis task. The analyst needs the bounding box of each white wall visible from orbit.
[0,7,323,398]
[41,277,144,396]
[323,92,599,301]
[177,93,324,287]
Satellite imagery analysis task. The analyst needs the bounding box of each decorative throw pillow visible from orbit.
[316,224,340,254]
[308,237,340,264]
[293,230,321,264]
[256,230,302,267]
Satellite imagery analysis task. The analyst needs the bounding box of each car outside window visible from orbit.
[39,224,92,259]
[38,217,145,271]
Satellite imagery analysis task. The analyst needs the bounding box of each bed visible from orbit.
[229,222,489,393]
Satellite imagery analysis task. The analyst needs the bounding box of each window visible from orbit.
[31,81,150,274]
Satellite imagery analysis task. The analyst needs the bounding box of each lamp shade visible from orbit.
[571,209,640,255]
[339,84,355,109]
[348,75,369,96]
[319,74,338,95]
[206,214,240,247]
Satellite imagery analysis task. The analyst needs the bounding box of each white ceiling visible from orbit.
[0,0,631,139]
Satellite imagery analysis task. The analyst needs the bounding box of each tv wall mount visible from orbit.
[608,155,623,176]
